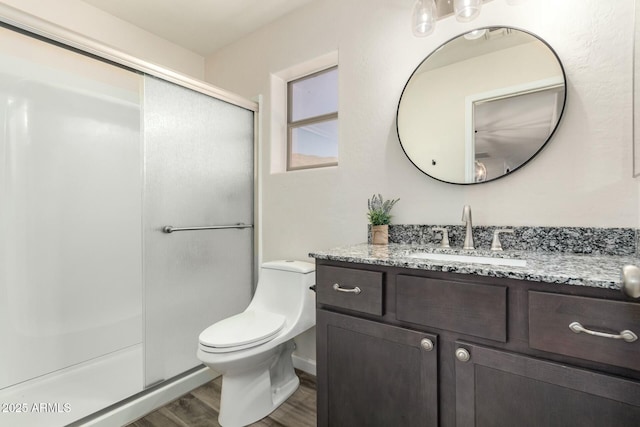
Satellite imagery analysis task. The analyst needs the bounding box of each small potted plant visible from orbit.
[367,194,399,245]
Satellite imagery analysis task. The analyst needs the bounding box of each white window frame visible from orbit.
[286,66,338,171]
[270,51,339,174]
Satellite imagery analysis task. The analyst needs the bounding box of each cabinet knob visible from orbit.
[622,265,640,299]
[455,348,471,362]
[420,338,434,351]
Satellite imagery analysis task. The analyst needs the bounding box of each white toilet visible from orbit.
[197,260,316,427]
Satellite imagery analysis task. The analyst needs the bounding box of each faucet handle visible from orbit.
[491,229,514,251]
[431,227,450,248]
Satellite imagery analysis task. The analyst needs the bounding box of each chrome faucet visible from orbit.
[431,227,450,248]
[461,205,474,250]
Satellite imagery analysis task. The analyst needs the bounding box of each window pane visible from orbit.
[290,67,338,122]
[289,119,338,169]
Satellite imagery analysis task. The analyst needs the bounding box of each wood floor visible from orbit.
[127,371,317,427]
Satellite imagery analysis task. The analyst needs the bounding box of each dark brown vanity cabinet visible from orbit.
[315,260,640,427]
[316,265,438,426]
[455,342,640,427]
[316,310,438,427]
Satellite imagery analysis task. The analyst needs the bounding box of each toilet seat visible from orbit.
[199,310,286,353]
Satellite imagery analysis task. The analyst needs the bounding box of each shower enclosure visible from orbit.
[0,22,255,427]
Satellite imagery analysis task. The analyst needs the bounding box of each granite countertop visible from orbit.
[309,243,639,291]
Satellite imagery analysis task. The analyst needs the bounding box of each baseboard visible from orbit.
[71,366,217,427]
[292,354,317,376]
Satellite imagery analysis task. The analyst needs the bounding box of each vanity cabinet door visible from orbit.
[317,309,438,427]
[454,342,640,427]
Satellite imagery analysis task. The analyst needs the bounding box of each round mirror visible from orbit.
[397,27,566,184]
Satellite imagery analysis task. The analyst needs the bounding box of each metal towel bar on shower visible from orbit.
[162,223,253,233]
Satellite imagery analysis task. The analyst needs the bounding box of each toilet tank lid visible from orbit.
[262,260,315,274]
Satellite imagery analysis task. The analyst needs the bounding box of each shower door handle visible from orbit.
[162,223,253,233]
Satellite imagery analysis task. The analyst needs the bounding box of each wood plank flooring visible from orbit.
[127,371,316,427]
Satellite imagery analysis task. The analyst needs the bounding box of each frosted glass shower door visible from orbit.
[0,26,143,391]
[143,76,254,386]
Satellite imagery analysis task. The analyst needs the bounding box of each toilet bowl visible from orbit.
[197,260,316,427]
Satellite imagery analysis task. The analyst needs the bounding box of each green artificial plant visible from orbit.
[367,194,400,226]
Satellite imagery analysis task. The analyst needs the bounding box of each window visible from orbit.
[287,66,338,170]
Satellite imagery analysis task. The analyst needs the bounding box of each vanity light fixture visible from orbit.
[484,27,512,40]
[463,28,487,40]
[412,0,527,38]
[474,161,487,182]
[454,0,482,22]
[412,0,437,37]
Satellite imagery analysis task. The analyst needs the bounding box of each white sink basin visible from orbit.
[409,252,527,267]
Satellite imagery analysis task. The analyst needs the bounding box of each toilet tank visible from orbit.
[247,260,316,332]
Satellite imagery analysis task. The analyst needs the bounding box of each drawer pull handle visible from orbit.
[569,322,638,343]
[332,283,361,294]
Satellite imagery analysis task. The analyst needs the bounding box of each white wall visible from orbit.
[206,0,637,255]
[0,0,204,79]
[205,0,639,362]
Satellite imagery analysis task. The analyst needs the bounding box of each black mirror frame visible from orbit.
[396,26,567,185]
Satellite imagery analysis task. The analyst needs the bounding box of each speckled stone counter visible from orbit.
[309,243,639,291]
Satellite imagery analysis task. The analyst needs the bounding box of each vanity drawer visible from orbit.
[529,291,640,371]
[396,275,507,342]
[316,265,383,316]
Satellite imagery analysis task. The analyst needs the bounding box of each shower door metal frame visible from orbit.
[0,3,261,282]
[0,4,257,112]
[0,5,261,426]
[0,2,261,290]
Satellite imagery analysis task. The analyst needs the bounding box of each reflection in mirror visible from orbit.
[397,27,566,184]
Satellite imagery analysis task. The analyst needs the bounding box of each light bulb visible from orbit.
[412,0,437,37]
[475,161,487,182]
[454,0,482,22]
[463,28,487,40]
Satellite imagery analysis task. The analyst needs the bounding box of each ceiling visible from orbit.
[82,0,314,56]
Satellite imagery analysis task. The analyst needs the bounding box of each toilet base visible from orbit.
[218,340,299,427]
